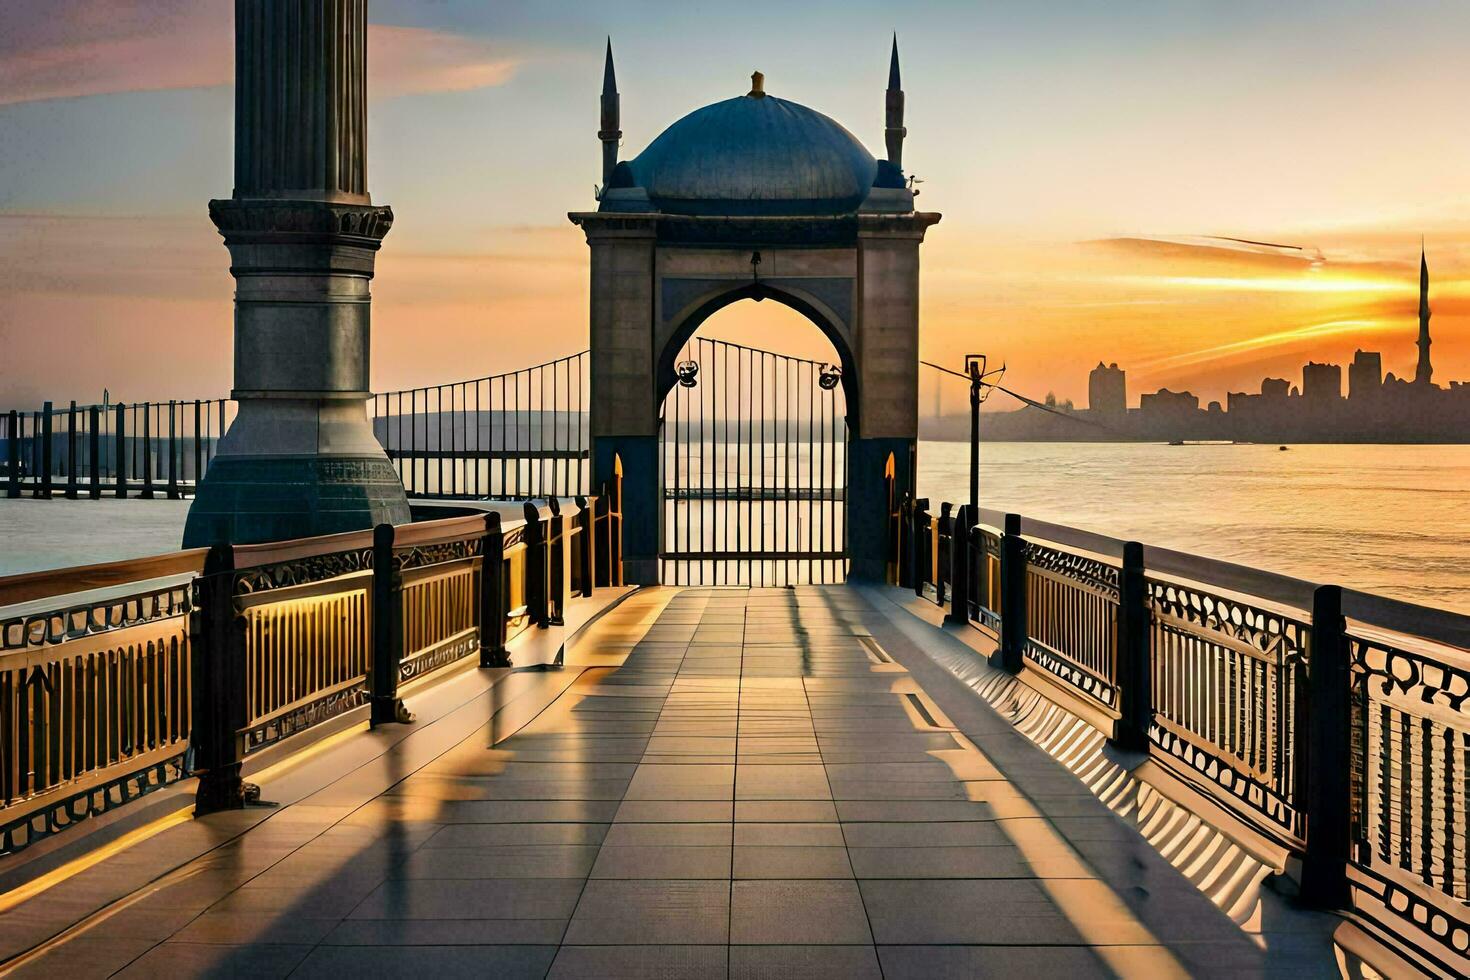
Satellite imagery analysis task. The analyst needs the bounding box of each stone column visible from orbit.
[185,0,410,547]
[847,211,939,580]
[571,212,662,584]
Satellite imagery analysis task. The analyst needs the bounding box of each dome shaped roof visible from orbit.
[623,93,877,216]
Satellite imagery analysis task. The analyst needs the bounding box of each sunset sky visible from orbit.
[2,0,1469,413]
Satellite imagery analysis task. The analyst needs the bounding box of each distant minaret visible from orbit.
[599,39,621,193]
[1416,242,1433,385]
[885,34,905,170]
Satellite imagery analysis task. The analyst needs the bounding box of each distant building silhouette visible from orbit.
[1088,362,1126,422]
[1302,361,1342,402]
[1349,350,1382,401]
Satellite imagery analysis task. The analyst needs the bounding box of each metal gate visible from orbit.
[660,337,848,585]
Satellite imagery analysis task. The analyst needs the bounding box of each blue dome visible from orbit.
[624,94,878,216]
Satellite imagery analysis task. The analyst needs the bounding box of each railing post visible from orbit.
[5,410,18,499]
[1113,541,1152,752]
[39,402,53,499]
[911,497,930,599]
[594,491,611,589]
[896,496,913,589]
[576,495,594,596]
[192,543,252,813]
[610,467,624,587]
[370,523,413,726]
[193,399,204,493]
[936,502,953,607]
[114,403,127,498]
[88,405,101,499]
[478,512,509,668]
[1300,583,1352,908]
[140,403,154,499]
[167,399,180,499]
[995,513,1027,673]
[548,498,567,626]
[947,504,971,625]
[66,401,78,499]
[524,502,549,628]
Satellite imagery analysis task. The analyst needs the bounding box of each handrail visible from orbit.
[370,350,589,397]
[0,549,208,608]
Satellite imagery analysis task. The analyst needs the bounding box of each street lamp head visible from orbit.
[818,363,842,390]
[676,360,700,388]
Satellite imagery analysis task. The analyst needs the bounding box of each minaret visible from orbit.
[185,0,410,547]
[599,39,621,193]
[1416,242,1433,385]
[885,34,905,170]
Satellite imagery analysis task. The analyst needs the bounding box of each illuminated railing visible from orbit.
[895,495,1470,975]
[0,474,623,855]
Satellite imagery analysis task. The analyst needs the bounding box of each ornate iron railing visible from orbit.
[0,474,623,855]
[897,498,1470,974]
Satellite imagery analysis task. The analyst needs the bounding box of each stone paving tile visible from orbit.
[602,822,734,846]
[563,880,731,944]
[733,845,854,879]
[590,845,732,879]
[293,943,559,978]
[877,944,1113,979]
[733,822,846,846]
[113,942,315,979]
[348,878,586,920]
[729,944,883,979]
[729,880,873,944]
[547,944,728,979]
[321,919,569,945]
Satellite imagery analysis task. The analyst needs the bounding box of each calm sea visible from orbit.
[918,441,1470,613]
[1,442,1465,613]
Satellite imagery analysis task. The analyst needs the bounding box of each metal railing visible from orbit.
[894,495,1470,975]
[2,353,590,502]
[0,472,623,855]
[3,400,233,500]
[371,352,590,500]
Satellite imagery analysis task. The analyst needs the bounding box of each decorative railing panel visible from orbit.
[1348,626,1470,969]
[1023,541,1119,710]
[397,532,483,684]
[238,574,372,752]
[968,527,1002,632]
[1147,579,1309,841]
[0,578,197,854]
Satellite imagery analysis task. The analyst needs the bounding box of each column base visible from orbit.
[847,436,914,582]
[183,454,411,547]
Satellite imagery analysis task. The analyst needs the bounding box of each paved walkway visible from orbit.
[6,587,1338,978]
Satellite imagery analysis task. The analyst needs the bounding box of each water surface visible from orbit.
[1,442,1465,613]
